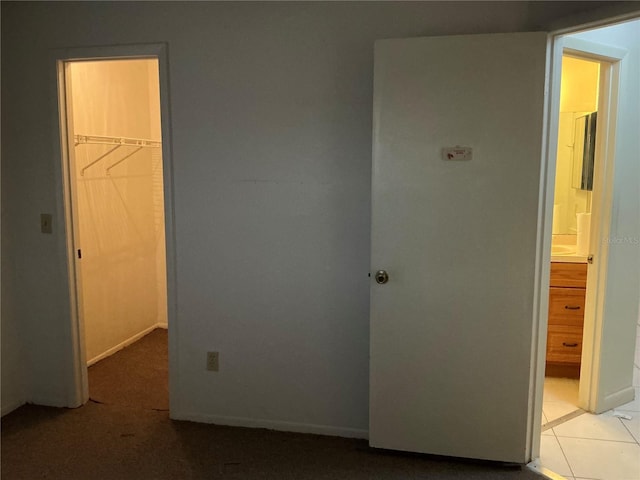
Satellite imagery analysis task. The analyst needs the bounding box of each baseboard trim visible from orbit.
[87,323,165,366]
[157,323,168,329]
[599,385,635,413]
[172,411,368,440]
[1,399,26,417]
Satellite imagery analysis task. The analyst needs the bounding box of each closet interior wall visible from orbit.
[69,59,167,364]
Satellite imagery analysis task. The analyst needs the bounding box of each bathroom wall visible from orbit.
[560,56,600,112]
[70,59,167,363]
[553,56,599,235]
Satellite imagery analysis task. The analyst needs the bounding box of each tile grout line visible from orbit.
[553,432,638,444]
[616,416,640,446]
[552,427,577,479]
[541,379,580,479]
[542,377,640,479]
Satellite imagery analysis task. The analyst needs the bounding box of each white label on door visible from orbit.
[442,146,473,161]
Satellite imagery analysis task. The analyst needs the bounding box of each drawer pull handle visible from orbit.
[562,342,579,347]
[564,305,581,310]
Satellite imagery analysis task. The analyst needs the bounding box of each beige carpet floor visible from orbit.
[88,328,169,411]
[1,329,543,480]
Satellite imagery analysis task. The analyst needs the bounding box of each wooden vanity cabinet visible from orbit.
[545,262,588,378]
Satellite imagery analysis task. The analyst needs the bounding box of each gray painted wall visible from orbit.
[1,1,636,431]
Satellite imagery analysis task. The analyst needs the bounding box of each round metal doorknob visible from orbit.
[375,270,389,284]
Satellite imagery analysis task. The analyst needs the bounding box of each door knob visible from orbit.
[375,270,389,284]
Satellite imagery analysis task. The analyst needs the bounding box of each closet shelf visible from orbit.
[75,134,162,176]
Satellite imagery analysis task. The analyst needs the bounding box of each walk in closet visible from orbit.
[67,59,167,366]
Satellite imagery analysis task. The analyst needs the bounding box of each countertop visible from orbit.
[551,252,588,263]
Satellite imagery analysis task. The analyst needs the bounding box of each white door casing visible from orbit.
[560,33,638,414]
[57,60,90,406]
[52,44,178,413]
[369,32,549,463]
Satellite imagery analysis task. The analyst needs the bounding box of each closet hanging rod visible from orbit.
[105,147,144,175]
[76,134,162,176]
[75,134,162,148]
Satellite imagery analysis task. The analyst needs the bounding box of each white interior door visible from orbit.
[370,32,549,463]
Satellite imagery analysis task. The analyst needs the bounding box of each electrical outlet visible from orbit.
[206,351,219,372]
[40,213,53,234]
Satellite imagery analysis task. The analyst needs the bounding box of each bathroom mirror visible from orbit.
[572,111,597,191]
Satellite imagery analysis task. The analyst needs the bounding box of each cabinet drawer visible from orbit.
[550,262,587,288]
[548,287,586,326]
[546,326,583,364]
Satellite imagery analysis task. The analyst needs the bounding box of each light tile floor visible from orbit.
[534,320,640,480]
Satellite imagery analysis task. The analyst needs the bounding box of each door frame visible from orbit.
[51,43,179,413]
[560,40,627,414]
[530,14,635,460]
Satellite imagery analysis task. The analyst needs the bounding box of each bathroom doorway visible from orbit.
[543,52,601,427]
[543,16,640,418]
[57,50,175,411]
[535,17,640,479]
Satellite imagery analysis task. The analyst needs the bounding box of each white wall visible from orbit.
[1,235,26,415]
[69,59,166,363]
[1,1,637,429]
[571,19,640,411]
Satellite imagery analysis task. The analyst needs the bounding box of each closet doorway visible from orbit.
[59,56,171,411]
